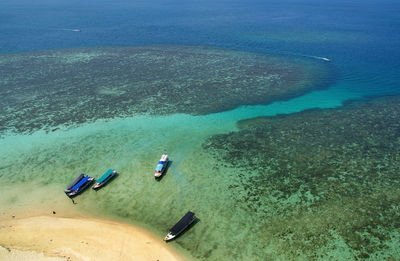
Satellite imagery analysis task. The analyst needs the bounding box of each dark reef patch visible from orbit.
[0,46,330,135]
[203,96,400,259]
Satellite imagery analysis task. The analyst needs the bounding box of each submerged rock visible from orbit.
[0,46,330,135]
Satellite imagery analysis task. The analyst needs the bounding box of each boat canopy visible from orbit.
[170,211,195,234]
[66,174,84,189]
[71,176,89,191]
[97,169,114,184]
[155,163,164,172]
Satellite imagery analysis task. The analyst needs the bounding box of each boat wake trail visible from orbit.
[290,53,331,62]
[309,55,331,62]
[59,28,82,32]
[266,49,331,62]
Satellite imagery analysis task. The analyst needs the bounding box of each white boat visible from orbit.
[154,154,168,178]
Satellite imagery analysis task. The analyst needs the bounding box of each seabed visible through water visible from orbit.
[0,47,399,260]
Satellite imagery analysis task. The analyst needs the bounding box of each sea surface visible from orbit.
[0,0,400,260]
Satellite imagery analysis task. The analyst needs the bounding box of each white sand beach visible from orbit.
[0,215,184,261]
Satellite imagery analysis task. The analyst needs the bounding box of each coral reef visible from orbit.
[203,96,400,259]
[0,46,330,135]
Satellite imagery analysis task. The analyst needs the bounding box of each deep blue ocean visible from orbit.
[1,0,400,102]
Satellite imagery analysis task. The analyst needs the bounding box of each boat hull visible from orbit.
[92,183,102,190]
[154,169,166,178]
[163,232,176,241]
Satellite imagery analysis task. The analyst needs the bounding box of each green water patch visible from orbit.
[203,96,400,260]
[0,46,331,136]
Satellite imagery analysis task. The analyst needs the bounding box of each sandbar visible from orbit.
[0,215,184,261]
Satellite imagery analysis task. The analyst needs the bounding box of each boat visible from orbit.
[164,211,196,241]
[92,169,118,190]
[154,154,169,178]
[65,174,85,191]
[64,174,94,197]
[321,57,331,62]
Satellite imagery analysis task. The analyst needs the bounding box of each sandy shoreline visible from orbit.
[0,215,184,261]
[0,246,67,261]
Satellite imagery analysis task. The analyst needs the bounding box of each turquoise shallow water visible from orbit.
[1,93,398,260]
[0,112,245,259]
[0,0,400,260]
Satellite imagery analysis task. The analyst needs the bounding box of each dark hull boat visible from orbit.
[164,211,196,241]
[93,169,117,190]
[64,174,94,198]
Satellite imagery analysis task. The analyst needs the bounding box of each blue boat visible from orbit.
[154,154,169,178]
[64,174,94,197]
[92,169,118,190]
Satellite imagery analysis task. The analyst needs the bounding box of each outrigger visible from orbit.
[93,169,118,190]
[164,211,196,241]
[64,174,94,198]
[154,154,169,178]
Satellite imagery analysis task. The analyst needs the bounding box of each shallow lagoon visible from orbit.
[1,92,399,260]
